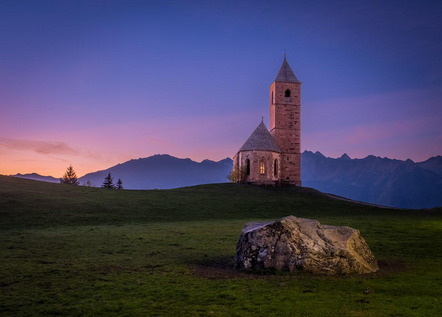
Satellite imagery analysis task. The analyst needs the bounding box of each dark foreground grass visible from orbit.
[0,175,441,316]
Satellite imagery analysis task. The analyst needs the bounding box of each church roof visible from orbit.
[274,56,301,84]
[239,121,281,153]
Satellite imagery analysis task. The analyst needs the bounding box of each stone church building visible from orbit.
[232,56,302,186]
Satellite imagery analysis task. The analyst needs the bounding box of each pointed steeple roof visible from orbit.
[239,121,281,152]
[274,55,301,83]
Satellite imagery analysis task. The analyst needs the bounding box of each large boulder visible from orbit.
[234,215,378,275]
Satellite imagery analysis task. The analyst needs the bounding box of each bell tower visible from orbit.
[269,55,302,185]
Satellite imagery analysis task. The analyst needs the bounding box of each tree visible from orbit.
[116,178,123,190]
[228,166,248,183]
[60,165,79,185]
[101,172,115,189]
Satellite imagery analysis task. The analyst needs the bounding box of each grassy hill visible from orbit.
[1,175,441,316]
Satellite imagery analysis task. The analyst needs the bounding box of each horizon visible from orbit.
[7,150,440,179]
[1,1,441,177]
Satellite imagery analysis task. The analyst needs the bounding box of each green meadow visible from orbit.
[0,175,441,316]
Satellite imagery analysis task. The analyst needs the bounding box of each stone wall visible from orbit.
[269,81,301,185]
[236,150,281,184]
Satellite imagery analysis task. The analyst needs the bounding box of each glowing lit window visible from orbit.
[259,161,265,175]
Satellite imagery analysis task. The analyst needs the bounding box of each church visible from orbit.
[232,56,302,186]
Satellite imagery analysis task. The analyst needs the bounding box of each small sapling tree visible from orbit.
[228,166,248,183]
[116,178,123,190]
[102,172,115,189]
[60,165,79,185]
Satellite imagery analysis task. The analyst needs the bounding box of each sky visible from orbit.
[1,0,441,177]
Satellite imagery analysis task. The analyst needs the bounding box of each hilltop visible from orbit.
[0,174,371,230]
[10,152,442,209]
[0,175,441,316]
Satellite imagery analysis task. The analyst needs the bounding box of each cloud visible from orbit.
[0,138,79,156]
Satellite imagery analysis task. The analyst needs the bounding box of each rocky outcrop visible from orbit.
[234,215,378,275]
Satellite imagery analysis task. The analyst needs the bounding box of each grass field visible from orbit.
[0,175,441,316]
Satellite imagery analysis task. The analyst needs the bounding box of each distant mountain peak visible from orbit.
[417,155,442,177]
[78,154,233,190]
[301,151,442,209]
[12,173,59,183]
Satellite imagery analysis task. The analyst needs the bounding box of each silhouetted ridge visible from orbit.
[11,173,59,183]
[79,155,233,189]
[301,151,442,209]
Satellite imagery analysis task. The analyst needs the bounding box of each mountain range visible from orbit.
[13,173,59,183]
[11,152,442,209]
[78,155,233,189]
[301,151,442,209]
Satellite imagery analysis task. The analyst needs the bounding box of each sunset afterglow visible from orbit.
[1,1,441,177]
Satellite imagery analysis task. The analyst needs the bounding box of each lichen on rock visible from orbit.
[234,215,378,275]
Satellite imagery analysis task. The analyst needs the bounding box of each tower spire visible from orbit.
[274,55,301,83]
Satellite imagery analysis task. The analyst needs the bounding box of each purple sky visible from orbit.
[1,0,441,177]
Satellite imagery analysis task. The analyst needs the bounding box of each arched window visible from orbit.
[259,160,265,175]
[285,89,291,97]
[271,91,274,104]
[274,159,278,177]
[245,159,250,176]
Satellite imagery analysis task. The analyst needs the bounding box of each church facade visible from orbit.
[232,56,302,186]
